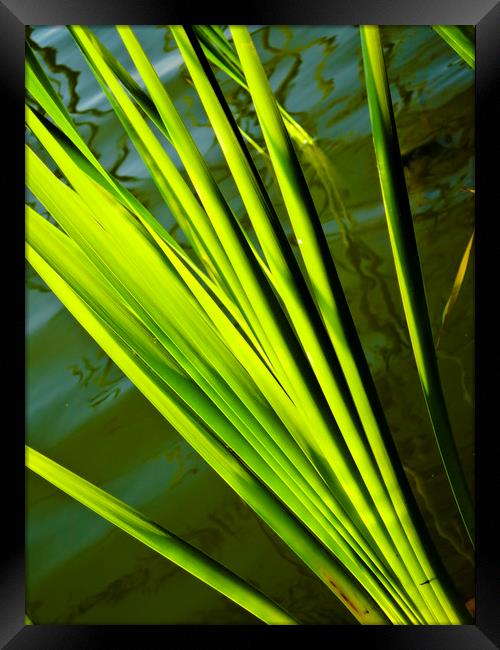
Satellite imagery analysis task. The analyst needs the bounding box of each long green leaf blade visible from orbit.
[26,446,298,625]
[360,25,474,549]
[432,26,475,69]
[437,230,474,347]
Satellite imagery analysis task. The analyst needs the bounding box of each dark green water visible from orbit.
[26,25,474,624]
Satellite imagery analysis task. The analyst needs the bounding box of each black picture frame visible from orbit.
[3,1,498,647]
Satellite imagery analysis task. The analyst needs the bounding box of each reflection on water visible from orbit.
[69,351,126,407]
[26,25,474,624]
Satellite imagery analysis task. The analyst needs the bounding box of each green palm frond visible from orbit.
[25,24,474,625]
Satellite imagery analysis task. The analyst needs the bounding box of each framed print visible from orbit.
[1,0,498,647]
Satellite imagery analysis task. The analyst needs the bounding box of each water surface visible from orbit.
[26,25,474,624]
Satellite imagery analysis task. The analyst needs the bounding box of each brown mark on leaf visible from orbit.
[326,577,361,616]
